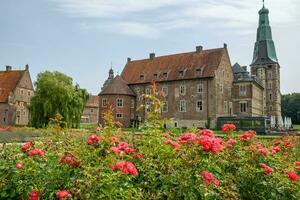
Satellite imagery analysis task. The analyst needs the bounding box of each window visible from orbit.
[268,71,272,79]
[269,93,272,101]
[116,113,123,119]
[28,91,31,96]
[20,89,24,95]
[162,86,168,97]
[269,106,273,111]
[163,72,168,79]
[131,99,135,108]
[180,100,186,112]
[196,100,203,112]
[153,73,158,79]
[146,102,151,113]
[116,98,123,107]
[162,101,168,112]
[178,70,184,77]
[239,85,246,96]
[140,74,145,81]
[268,81,272,89]
[180,85,186,95]
[102,98,107,107]
[91,109,94,113]
[220,85,223,93]
[197,84,203,94]
[196,68,202,76]
[146,88,151,95]
[240,103,247,113]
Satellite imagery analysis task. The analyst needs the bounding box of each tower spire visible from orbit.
[250,2,277,66]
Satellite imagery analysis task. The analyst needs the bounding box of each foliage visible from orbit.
[282,93,300,124]
[0,126,299,200]
[205,117,211,129]
[29,71,89,128]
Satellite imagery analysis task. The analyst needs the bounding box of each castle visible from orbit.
[98,4,281,128]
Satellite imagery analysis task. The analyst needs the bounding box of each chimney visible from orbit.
[25,64,29,70]
[223,43,227,49]
[196,45,203,52]
[127,57,131,63]
[149,53,155,60]
[6,66,12,71]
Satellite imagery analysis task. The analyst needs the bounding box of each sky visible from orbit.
[0,0,299,95]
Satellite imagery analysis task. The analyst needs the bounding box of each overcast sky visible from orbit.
[0,0,299,94]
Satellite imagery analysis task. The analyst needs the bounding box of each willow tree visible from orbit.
[30,71,89,128]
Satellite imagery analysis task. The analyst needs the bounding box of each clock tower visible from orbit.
[250,2,281,127]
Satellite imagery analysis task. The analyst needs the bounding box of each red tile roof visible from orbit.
[0,70,25,103]
[86,95,99,108]
[121,48,226,84]
[99,75,135,96]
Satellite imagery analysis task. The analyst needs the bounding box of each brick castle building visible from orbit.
[0,65,34,126]
[98,4,281,128]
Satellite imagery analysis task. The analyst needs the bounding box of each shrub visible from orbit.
[0,127,299,199]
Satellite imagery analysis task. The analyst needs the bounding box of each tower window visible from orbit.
[116,98,123,107]
[116,113,123,119]
[162,86,168,97]
[269,93,272,101]
[153,73,158,79]
[240,103,247,113]
[197,84,203,94]
[239,85,247,96]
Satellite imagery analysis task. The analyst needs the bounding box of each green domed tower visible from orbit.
[250,1,281,127]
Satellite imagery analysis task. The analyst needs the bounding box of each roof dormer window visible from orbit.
[153,73,158,79]
[163,72,168,79]
[178,70,184,78]
[140,74,145,81]
[196,68,202,76]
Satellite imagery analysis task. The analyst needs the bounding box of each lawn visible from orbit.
[293,124,300,131]
[0,130,40,143]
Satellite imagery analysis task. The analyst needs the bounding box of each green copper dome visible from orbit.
[251,5,278,66]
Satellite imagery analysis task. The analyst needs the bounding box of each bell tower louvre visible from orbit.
[250,0,281,127]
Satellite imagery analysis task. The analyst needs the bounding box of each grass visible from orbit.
[293,124,300,131]
[0,131,40,143]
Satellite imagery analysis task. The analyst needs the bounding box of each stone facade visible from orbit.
[0,65,34,126]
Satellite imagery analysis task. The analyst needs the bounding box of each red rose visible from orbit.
[87,134,101,145]
[112,161,138,177]
[259,163,267,168]
[269,146,281,154]
[221,124,236,132]
[135,153,144,159]
[28,148,45,157]
[201,171,219,186]
[198,129,215,137]
[263,166,274,174]
[21,142,32,151]
[239,130,256,141]
[179,133,197,144]
[226,138,237,149]
[16,163,23,169]
[28,190,39,200]
[164,139,180,151]
[287,170,299,181]
[57,190,71,199]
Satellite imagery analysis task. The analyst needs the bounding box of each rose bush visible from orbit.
[0,126,299,200]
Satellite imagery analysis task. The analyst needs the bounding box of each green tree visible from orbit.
[282,93,300,124]
[29,71,89,128]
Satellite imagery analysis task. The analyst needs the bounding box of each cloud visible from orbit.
[49,0,300,38]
